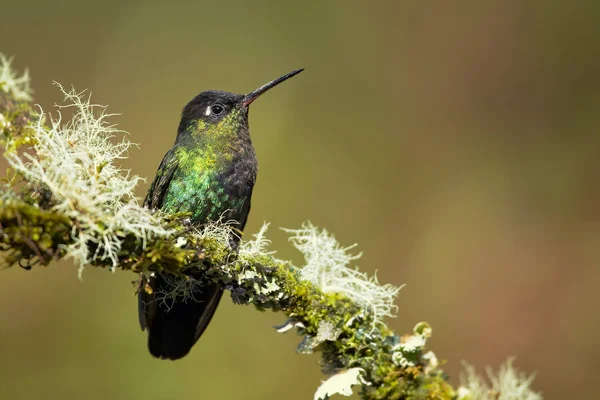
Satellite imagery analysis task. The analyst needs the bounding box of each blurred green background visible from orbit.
[1,1,599,399]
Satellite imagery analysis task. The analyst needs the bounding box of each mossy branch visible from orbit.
[0,53,542,400]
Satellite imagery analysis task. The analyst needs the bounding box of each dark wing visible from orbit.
[138,148,179,331]
[143,147,179,210]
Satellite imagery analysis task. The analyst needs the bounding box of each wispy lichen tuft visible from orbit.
[195,217,237,248]
[0,54,32,101]
[4,84,172,274]
[153,272,210,311]
[284,222,401,326]
[458,358,542,400]
[240,222,277,259]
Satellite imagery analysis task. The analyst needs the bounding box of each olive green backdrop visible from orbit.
[1,1,598,399]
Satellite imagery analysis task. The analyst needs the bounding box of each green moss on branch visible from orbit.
[0,190,454,399]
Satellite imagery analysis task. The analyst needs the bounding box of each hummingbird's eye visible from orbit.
[210,103,225,115]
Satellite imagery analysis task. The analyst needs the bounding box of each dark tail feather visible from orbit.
[138,273,223,360]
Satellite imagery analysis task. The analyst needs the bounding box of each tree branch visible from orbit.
[0,53,541,400]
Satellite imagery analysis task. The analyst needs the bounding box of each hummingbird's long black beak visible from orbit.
[242,68,304,107]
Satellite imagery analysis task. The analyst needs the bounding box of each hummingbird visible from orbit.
[138,69,303,360]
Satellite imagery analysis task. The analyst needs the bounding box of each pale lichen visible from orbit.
[284,222,401,327]
[152,272,210,311]
[240,221,277,258]
[458,358,542,400]
[315,320,342,343]
[314,368,363,400]
[391,322,431,367]
[3,84,173,274]
[0,54,32,101]
[195,216,238,247]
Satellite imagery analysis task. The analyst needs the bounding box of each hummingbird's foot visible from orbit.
[134,273,156,295]
[181,217,192,226]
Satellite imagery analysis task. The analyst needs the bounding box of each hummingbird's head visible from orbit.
[178,90,244,138]
[177,69,304,141]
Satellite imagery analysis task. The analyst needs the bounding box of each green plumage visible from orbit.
[162,146,243,221]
